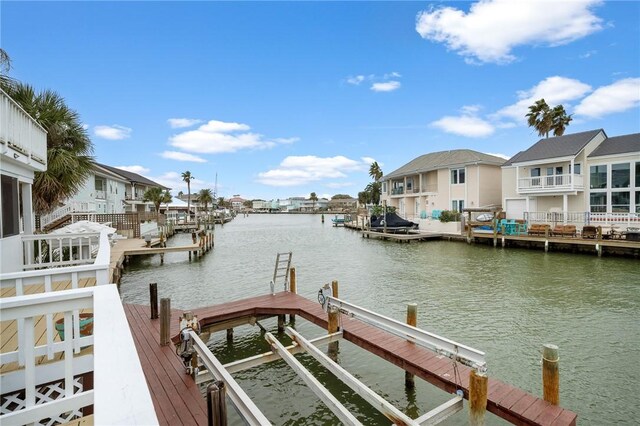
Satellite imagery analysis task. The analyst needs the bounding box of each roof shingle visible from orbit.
[505,129,604,164]
[588,133,640,157]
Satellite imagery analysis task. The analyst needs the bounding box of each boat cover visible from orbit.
[370,213,418,229]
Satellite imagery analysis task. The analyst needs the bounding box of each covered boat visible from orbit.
[370,212,418,233]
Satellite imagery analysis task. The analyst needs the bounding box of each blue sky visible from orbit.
[3,1,639,200]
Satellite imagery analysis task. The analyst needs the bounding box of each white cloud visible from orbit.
[160,151,207,163]
[484,152,511,160]
[149,171,212,193]
[167,118,203,129]
[384,71,402,79]
[579,50,597,59]
[257,155,369,187]
[371,81,401,92]
[347,75,365,85]
[494,76,592,121]
[431,115,495,138]
[94,125,132,140]
[114,165,150,174]
[326,182,354,189]
[169,119,297,154]
[416,0,603,64]
[574,78,640,118]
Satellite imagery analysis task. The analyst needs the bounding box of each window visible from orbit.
[611,192,630,212]
[590,165,607,189]
[611,163,630,188]
[636,192,640,214]
[590,193,606,213]
[1,175,20,238]
[572,163,581,175]
[451,168,465,184]
[531,168,541,186]
[636,162,640,187]
[95,178,104,191]
[451,200,464,212]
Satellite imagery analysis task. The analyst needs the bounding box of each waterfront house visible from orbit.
[501,130,639,224]
[0,88,156,424]
[380,149,505,220]
[98,163,169,214]
[228,194,247,211]
[328,196,358,211]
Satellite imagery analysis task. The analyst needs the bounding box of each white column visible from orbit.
[570,158,575,190]
[20,182,34,234]
[563,194,568,225]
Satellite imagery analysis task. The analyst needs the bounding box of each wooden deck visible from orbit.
[125,292,577,425]
[361,231,442,242]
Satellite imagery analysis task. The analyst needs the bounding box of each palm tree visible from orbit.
[526,99,553,138]
[365,182,381,205]
[198,188,213,213]
[550,105,572,137]
[162,190,172,209]
[143,187,165,221]
[309,192,318,212]
[369,161,383,182]
[5,83,94,214]
[181,171,193,220]
[0,48,15,90]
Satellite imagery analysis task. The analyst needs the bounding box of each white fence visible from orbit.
[525,211,640,227]
[0,88,47,167]
[21,233,100,270]
[0,286,157,425]
[518,174,583,192]
[39,202,97,230]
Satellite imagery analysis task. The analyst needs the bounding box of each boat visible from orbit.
[331,215,346,226]
[370,212,419,233]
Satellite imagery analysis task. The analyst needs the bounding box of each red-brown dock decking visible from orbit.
[125,292,577,426]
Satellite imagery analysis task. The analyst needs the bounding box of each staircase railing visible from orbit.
[39,202,97,230]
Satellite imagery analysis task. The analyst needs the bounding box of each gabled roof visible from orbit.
[506,129,604,165]
[588,133,640,157]
[382,149,505,180]
[96,163,170,190]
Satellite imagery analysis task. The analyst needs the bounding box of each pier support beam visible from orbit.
[469,370,488,426]
[160,298,171,346]
[149,283,158,319]
[542,344,559,405]
[277,315,285,333]
[207,381,228,426]
[289,267,297,323]
[327,307,340,359]
[405,303,417,389]
[331,280,339,298]
[226,328,234,343]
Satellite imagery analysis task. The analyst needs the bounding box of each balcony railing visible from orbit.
[391,187,404,195]
[518,174,583,193]
[0,285,157,425]
[39,201,97,230]
[524,211,639,227]
[0,89,47,169]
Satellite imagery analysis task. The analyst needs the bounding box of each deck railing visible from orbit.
[524,211,639,227]
[0,88,47,168]
[0,285,157,425]
[39,201,97,230]
[22,233,100,270]
[518,174,583,193]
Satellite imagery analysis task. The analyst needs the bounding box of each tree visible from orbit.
[143,187,165,221]
[198,188,213,213]
[331,194,352,199]
[5,83,94,214]
[162,190,172,210]
[309,192,318,211]
[365,182,381,205]
[181,171,194,219]
[0,48,16,91]
[369,161,383,182]
[526,98,572,138]
[358,190,372,206]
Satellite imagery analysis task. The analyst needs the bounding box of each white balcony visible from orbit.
[0,89,47,172]
[518,174,583,194]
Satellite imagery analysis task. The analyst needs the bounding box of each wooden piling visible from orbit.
[542,344,560,405]
[207,381,228,426]
[331,280,339,298]
[469,370,488,426]
[277,315,285,333]
[289,267,297,294]
[327,306,339,358]
[226,328,234,342]
[160,298,171,346]
[405,303,418,388]
[150,283,158,319]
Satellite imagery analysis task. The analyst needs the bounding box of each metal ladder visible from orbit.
[272,252,292,291]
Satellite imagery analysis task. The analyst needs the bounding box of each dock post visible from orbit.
[405,303,417,389]
[542,344,560,405]
[150,283,158,319]
[327,307,339,359]
[226,328,233,343]
[160,253,164,264]
[469,370,488,426]
[277,315,286,333]
[207,381,228,426]
[331,280,339,298]
[289,267,297,323]
[192,231,197,244]
[160,298,171,346]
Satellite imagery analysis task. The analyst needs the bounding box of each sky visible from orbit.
[2,1,639,201]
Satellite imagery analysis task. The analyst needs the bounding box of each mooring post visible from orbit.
[160,253,164,264]
[160,298,171,346]
[469,370,488,426]
[289,267,297,323]
[226,328,234,343]
[207,381,228,426]
[277,315,285,333]
[331,280,339,298]
[328,306,339,358]
[150,283,158,319]
[405,303,418,389]
[542,344,560,405]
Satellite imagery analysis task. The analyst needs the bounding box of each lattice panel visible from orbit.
[0,377,84,425]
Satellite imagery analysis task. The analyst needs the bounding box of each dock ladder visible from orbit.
[272,252,292,291]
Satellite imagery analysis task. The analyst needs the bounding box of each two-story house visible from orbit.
[380,149,505,220]
[0,89,48,273]
[70,163,129,214]
[501,129,639,222]
[98,163,169,214]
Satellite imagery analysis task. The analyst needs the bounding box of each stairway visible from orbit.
[272,252,292,291]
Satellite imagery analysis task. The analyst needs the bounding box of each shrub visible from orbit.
[439,210,461,223]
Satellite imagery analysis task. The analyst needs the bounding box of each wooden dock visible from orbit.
[361,230,442,242]
[125,292,577,425]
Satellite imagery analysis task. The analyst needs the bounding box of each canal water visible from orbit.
[120,214,639,425]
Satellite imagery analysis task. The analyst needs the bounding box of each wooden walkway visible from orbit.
[125,292,577,425]
[361,230,442,242]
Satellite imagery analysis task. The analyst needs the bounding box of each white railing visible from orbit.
[0,285,157,425]
[22,233,100,270]
[1,229,111,297]
[518,174,584,192]
[0,88,47,167]
[524,211,640,227]
[588,212,640,227]
[39,201,97,230]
